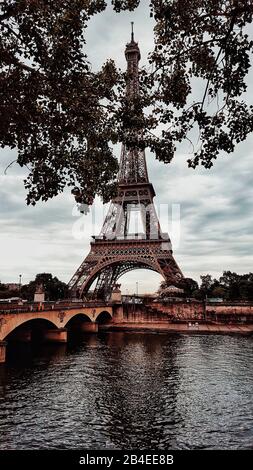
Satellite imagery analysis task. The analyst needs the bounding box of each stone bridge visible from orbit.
[1,298,253,363]
[0,304,114,363]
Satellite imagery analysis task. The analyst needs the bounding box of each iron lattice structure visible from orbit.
[69,27,183,299]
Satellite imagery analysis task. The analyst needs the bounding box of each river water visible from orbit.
[0,332,252,450]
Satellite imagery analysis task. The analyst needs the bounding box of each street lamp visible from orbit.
[19,274,22,292]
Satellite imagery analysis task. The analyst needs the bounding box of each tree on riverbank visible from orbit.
[158,271,253,301]
[1,1,253,206]
[21,273,68,301]
[158,277,199,298]
[200,271,253,300]
[0,281,9,299]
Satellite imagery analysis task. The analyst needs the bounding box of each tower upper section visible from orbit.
[118,23,150,185]
[125,22,141,100]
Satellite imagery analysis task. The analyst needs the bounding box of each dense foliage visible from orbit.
[198,271,253,300]
[159,277,199,297]
[20,273,68,301]
[1,1,253,205]
[159,271,253,301]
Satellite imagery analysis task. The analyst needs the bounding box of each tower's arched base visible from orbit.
[69,238,183,300]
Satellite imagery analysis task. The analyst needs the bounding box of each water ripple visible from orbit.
[0,332,252,450]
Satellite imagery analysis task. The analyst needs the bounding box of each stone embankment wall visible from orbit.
[117,301,253,324]
[206,303,253,323]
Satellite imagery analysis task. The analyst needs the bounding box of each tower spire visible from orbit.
[125,24,141,100]
[131,21,134,42]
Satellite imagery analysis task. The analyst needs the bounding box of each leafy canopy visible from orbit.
[21,272,68,301]
[159,270,253,301]
[1,0,253,205]
[199,271,253,300]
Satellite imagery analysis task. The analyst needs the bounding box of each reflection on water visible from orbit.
[0,332,252,450]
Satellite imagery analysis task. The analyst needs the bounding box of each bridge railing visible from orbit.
[0,299,113,315]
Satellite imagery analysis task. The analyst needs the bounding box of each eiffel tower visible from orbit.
[68,25,183,299]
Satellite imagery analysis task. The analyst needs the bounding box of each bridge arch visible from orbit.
[61,311,94,328]
[2,316,59,341]
[64,313,92,329]
[95,310,112,324]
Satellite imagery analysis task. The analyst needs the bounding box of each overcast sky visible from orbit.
[0,3,253,294]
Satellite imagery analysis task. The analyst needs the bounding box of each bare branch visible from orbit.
[4,159,17,175]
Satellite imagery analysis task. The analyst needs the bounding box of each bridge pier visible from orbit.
[0,341,7,364]
[43,328,67,343]
[79,322,98,333]
[113,304,124,322]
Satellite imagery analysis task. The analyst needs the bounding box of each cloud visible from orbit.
[0,3,253,293]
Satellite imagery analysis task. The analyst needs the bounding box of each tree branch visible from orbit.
[2,47,40,73]
[200,11,238,111]
[4,159,17,175]
[150,39,220,77]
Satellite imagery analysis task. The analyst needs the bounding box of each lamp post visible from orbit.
[19,274,22,293]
